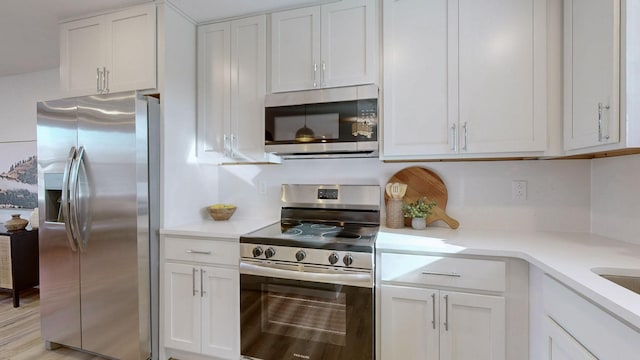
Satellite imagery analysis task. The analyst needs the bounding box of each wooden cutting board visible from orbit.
[384,166,459,229]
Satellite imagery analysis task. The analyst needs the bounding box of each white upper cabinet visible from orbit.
[60,4,156,97]
[382,0,451,156]
[564,0,620,151]
[198,21,231,164]
[270,0,378,93]
[197,15,270,163]
[270,7,320,92]
[382,0,547,159]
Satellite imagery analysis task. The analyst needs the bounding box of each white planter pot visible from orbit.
[411,217,426,230]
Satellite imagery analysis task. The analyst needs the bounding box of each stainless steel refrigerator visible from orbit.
[36,91,160,360]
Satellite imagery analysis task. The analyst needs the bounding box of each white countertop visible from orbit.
[161,219,640,330]
[377,226,640,331]
[160,218,278,238]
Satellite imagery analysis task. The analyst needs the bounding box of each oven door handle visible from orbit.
[240,261,373,288]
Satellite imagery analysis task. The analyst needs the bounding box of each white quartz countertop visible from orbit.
[160,218,278,238]
[377,227,640,331]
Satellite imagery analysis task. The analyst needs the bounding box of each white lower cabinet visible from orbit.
[545,317,597,360]
[542,275,640,359]
[381,285,505,360]
[161,236,240,360]
[379,253,528,360]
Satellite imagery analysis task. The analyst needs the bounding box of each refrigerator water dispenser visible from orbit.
[43,173,63,222]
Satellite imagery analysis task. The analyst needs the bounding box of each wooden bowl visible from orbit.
[207,206,236,221]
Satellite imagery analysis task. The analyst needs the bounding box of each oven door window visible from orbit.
[264,283,347,345]
[241,274,373,360]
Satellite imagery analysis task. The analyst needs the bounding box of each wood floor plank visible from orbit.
[0,289,106,360]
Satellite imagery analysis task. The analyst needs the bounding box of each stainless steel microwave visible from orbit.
[264,85,378,158]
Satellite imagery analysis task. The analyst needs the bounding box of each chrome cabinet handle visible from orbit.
[200,269,206,297]
[421,271,461,278]
[96,68,102,93]
[62,147,78,252]
[192,268,198,296]
[186,250,212,255]
[462,122,468,151]
[69,146,86,252]
[103,67,109,94]
[321,61,326,87]
[230,134,236,158]
[431,293,436,329]
[598,102,611,142]
[450,123,457,151]
[444,294,449,331]
[223,134,229,157]
[313,63,318,88]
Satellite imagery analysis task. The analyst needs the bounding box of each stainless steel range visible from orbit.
[239,184,380,360]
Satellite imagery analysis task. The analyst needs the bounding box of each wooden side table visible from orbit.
[0,227,39,307]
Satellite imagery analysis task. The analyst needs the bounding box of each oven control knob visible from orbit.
[343,254,354,267]
[295,250,306,262]
[328,252,339,265]
[252,246,263,258]
[264,247,276,259]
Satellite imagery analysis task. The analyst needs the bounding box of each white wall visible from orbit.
[0,68,59,223]
[218,157,592,232]
[158,3,218,227]
[0,68,60,142]
[591,154,640,244]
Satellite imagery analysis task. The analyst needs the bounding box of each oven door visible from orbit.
[240,260,373,360]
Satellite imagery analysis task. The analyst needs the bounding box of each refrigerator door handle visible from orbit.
[62,146,78,252]
[70,146,86,252]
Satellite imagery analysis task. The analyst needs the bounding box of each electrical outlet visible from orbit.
[512,180,527,200]
[258,181,267,195]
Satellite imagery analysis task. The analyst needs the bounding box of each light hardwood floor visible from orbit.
[0,288,105,360]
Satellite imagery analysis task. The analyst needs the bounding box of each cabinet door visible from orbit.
[230,15,266,160]
[105,4,157,93]
[197,22,231,163]
[321,0,377,88]
[439,291,506,360]
[380,285,439,360]
[60,16,106,97]
[200,266,240,359]
[563,0,620,150]
[0,236,12,288]
[271,6,321,92]
[458,0,547,154]
[545,317,598,360]
[163,263,201,354]
[382,0,455,157]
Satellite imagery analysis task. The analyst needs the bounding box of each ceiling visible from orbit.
[0,0,325,78]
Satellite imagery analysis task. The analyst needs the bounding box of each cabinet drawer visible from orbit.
[381,253,505,292]
[164,237,239,266]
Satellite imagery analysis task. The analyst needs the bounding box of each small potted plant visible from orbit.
[403,197,436,230]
